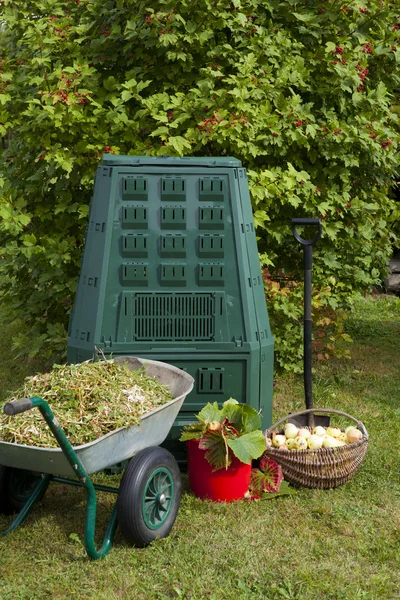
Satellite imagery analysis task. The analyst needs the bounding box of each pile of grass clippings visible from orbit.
[0,360,173,448]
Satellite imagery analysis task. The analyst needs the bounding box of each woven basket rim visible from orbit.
[265,408,369,440]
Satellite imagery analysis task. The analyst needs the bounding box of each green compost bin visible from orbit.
[67,155,274,460]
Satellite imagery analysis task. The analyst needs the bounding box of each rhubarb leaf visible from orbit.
[222,402,245,430]
[227,430,266,464]
[199,429,230,471]
[275,481,296,496]
[222,398,239,406]
[249,471,295,499]
[222,400,261,434]
[249,468,269,496]
[196,402,221,424]
[241,404,262,433]
[179,423,205,442]
[258,456,284,492]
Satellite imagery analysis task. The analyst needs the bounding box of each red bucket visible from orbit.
[186,439,252,502]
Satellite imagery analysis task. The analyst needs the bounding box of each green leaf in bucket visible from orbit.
[180,400,267,471]
[227,430,266,465]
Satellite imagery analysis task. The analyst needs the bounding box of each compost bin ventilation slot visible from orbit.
[133,293,214,341]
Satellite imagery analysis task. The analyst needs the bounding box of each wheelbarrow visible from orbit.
[0,357,194,559]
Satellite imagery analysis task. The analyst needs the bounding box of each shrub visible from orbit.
[0,0,399,369]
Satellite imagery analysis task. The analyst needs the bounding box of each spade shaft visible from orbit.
[291,218,324,428]
[303,243,313,412]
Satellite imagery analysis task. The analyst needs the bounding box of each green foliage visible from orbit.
[263,269,353,371]
[388,184,400,248]
[0,0,399,367]
[179,398,266,470]
[226,430,266,465]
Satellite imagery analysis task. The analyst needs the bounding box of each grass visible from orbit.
[0,294,399,600]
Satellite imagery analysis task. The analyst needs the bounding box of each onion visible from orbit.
[294,436,308,450]
[313,426,326,437]
[322,435,341,448]
[326,427,342,439]
[346,428,363,443]
[297,428,311,439]
[307,434,323,450]
[272,434,287,448]
[284,423,299,439]
[208,420,221,431]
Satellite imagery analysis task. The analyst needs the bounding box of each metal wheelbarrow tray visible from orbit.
[0,357,194,559]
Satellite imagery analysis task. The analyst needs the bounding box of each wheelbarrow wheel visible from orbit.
[117,446,182,547]
[0,465,49,515]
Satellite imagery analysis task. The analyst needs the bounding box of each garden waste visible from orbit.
[0,360,173,448]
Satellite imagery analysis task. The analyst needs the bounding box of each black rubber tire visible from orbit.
[0,465,49,515]
[117,446,182,547]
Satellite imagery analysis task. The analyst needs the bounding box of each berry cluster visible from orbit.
[197,111,223,132]
[39,89,90,105]
[361,42,373,54]
[357,65,369,82]
[355,63,369,92]
[145,9,175,28]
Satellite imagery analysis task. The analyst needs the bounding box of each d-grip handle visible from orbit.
[292,218,322,246]
[3,398,33,416]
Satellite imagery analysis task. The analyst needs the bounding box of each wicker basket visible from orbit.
[263,408,368,489]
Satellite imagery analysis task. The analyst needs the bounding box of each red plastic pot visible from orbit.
[186,439,252,502]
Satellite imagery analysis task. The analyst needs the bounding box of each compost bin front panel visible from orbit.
[67,156,274,460]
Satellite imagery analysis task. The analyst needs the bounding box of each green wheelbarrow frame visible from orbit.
[1,396,120,560]
[0,358,194,560]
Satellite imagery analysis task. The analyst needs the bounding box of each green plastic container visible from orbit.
[67,156,274,458]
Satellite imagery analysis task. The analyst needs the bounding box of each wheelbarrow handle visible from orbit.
[3,398,33,416]
[292,218,322,246]
[3,395,117,559]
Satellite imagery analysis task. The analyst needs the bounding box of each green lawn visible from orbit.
[0,295,399,600]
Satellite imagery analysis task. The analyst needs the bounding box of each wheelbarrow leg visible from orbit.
[32,397,119,559]
[83,488,118,560]
[1,474,51,537]
[3,397,118,559]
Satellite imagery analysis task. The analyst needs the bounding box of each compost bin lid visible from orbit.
[101,155,242,168]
